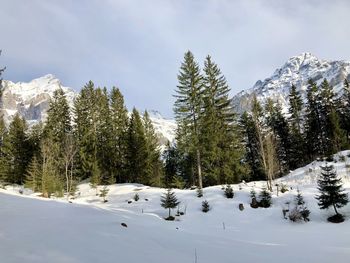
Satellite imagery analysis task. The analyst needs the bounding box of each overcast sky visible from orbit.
[1,0,350,117]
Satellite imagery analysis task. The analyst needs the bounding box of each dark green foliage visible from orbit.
[250,188,256,199]
[99,185,109,202]
[126,108,148,184]
[134,193,139,201]
[110,87,129,183]
[224,184,234,198]
[202,200,210,212]
[197,187,203,198]
[174,51,203,189]
[25,156,42,192]
[258,188,272,208]
[0,114,31,184]
[161,188,180,218]
[316,164,348,219]
[163,142,180,187]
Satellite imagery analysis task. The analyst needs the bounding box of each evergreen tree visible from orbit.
[224,184,234,198]
[202,200,210,212]
[44,89,71,143]
[200,55,244,185]
[160,188,180,219]
[316,164,348,220]
[259,188,272,208]
[143,111,162,186]
[305,79,323,159]
[25,156,42,192]
[95,87,113,184]
[74,81,100,180]
[126,108,148,184]
[174,51,204,189]
[318,79,346,155]
[0,114,31,184]
[110,87,129,183]
[338,79,350,142]
[163,141,180,188]
[240,111,265,181]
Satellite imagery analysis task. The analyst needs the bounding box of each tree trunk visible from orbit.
[333,203,339,215]
[196,149,203,189]
[168,208,171,218]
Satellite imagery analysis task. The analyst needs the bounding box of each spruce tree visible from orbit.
[305,79,323,159]
[202,200,210,212]
[0,114,31,184]
[160,188,180,219]
[200,55,244,185]
[25,156,42,192]
[316,164,348,221]
[143,111,162,186]
[338,79,350,142]
[174,51,204,189]
[162,141,180,188]
[126,108,148,184]
[259,188,272,208]
[110,87,129,183]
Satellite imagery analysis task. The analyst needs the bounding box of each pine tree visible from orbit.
[95,87,113,184]
[44,89,71,143]
[259,188,272,208]
[240,111,265,181]
[224,184,234,198]
[99,185,109,202]
[0,114,31,184]
[74,81,100,180]
[0,50,5,99]
[305,79,323,159]
[338,79,350,142]
[143,111,162,186]
[25,156,42,192]
[174,51,204,189]
[110,87,129,183]
[200,55,244,185]
[163,141,180,187]
[316,164,348,221]
[202,200,210,212]
[160,188,180,219]
[126,108,148,184]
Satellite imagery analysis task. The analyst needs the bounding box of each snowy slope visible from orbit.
[1,75,176,145]
[1,151,350,263]
[232,53,350,113]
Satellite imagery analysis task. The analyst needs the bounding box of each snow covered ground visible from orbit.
[1,152,350,263]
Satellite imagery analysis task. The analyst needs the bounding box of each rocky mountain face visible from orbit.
[0,74,176,147]
[232,53,350,114]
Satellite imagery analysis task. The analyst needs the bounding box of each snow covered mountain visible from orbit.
[232,52,350,113]
[0,74,176,146]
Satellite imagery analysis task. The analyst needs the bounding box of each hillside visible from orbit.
[232,53,350,113]
[1,151,350,263]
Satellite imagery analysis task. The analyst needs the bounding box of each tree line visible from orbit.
[1,51,350,195]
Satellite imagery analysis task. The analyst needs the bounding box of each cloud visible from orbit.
[1,0,350,116]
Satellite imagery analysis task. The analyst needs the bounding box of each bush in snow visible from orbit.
[288,208,303,222]
[280,184,289,193]
[224,184,234,198]
[197,188,203,198]
[288,190,310,222]
[99,186,109,203]
[202,200,210,213]
[161,188,180,220]
[134,193,140,201]
[258,188,272,208]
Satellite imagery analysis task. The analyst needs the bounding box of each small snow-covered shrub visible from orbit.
[280,184,289,193]
[288,208,303,222]
[134,193,139,201]
[224,185,234,198]
[258,188,272,208]
[339,155,346,162]
[250,188,256,199]
[202,200,210,213]
[197,188,203,198]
